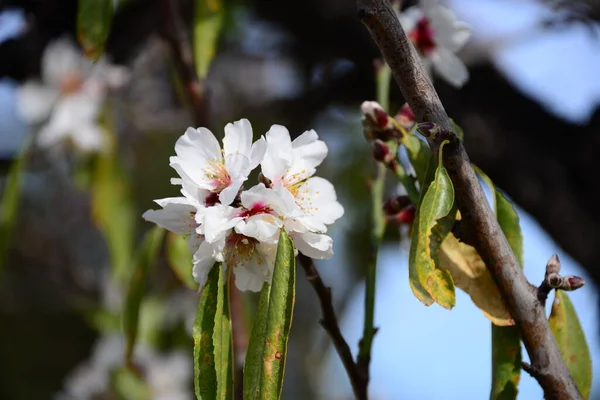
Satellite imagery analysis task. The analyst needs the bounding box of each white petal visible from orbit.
[71,123,107,152]
[187,234,204,254]
[218,177,244,206]
[431,48,469,88]
[202,205,242,243]
[292,232,334,259]
[286,130,328,185]
[192,240,216,291]
[428,6,471,52]
[223,118,252,156]
[172,127,223,189]
[261,124,292,183]
[42,37,89,87]
[16,81,59,123]
[235,215,282,243]
[398,6,423,33]
[248,136,267,172]
[233,262,267,292]
[142,197,197,234]
[295,177,344,232]
[224,152,250,181]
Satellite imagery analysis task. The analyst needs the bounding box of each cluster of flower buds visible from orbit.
[360,101,402,142]
[383,195,416,225]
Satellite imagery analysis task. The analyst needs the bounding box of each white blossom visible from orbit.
[260,125,344,233]
[398,0,471,88]
[16,37,129,153]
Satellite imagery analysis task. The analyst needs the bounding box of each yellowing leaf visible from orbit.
[438,233,513,326]
[549,291,592,399]
[194,0,224,79]
[409,140,456,309]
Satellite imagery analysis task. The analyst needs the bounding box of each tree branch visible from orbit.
[298,254,367,400]
[356,1,582,398]
[160,0,207,126]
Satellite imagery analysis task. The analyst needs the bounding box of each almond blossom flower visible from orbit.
[16,37,129,152]
[260,125,344,233]
[169,119,266,206]
[398,0,471,88]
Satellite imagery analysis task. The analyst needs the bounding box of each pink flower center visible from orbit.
[237,202,272,218]
[60,72,84,94]
[409,16,436,55]
[225,233,261,268]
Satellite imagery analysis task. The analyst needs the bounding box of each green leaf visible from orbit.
[243,283,271,400]
[0,134,33,276]
[166,232,198,290]
[194,0,224,79]
[474,165,524,400]
[409,140,455,309]
[92,136,135,283]
[244,229,296,400]
[122,226,165,366]
[77,0,113,60]
[193,264,218,399]
[403,134,433,186]
[549,291,592,399]
[451,119,464,142]
[214,264,234,399]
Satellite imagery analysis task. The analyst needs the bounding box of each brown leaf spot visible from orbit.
[427,276,434,287]
[275,351,282,360]
[570,355,577,363]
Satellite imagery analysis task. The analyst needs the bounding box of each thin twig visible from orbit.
[356,1,582,398]
[160,0,207,126]
[298,254,367,400]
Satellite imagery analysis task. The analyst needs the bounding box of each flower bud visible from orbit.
[398,205,416,224]
[395,103,415,130]
[372,139,392,163]
[383,195,411,215]
[563,276,585,291]
[361,101,389,129]
[546,254,561,275]
[417,122,440,137]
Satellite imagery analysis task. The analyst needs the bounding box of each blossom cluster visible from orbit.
[16,37,128,153]
[143,119,344,292]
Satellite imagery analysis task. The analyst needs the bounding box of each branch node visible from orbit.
[538,254,585,304]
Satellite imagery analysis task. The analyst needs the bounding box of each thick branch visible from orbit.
[298,254,367,400]
[356,1,582,398]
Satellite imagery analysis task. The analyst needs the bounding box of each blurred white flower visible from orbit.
[56,335,192,400]
[398,0,471,88]
[143,119,343,292]
[16,37,129,152]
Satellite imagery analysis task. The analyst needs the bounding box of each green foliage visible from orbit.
[549,291,592,399]
[77,0,113,60]
[194,0,224,79]
[474,165,523,400]
[403,134,433,186]
[92,134,135,283]
[122,226,165,366]
[244,229,296,400]
[166,232,199,290]
[409,140,456,309]
[0,134,33,276]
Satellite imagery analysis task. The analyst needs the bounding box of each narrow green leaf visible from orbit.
[243,283,271,400]
[475,165,524,400]
[92,137,135,283]
[245,230,296,399]
[77,0,113,60]
[549,291,592,399]
[193,0,224,79]
[122,226,165,365]
[0,134,33,276]
[409,141,456,309]
[214,264,234,400]
[193,264,219,400]
[451,119,464,142]
[166,232,198,290]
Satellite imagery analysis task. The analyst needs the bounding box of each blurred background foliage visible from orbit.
[1,0,600,398]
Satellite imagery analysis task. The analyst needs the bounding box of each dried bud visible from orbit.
[395,103,415,130]
[546,254,561,275]
[259,172,272,188]
[383,195,411,215]
[562,276,585,291]
[398,205,416,224]
[417,122,440,137]
[372,140,392,163]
